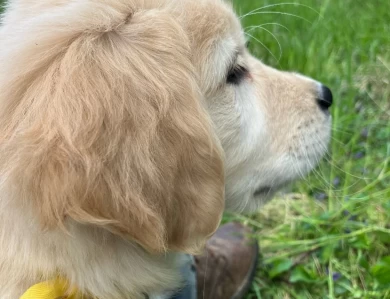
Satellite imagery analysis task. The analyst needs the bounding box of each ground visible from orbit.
[228,0,390,298]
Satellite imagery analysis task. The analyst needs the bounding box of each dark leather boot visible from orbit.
[195,222,259,299]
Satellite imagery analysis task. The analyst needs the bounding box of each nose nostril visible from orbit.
[317,85,333,111]
[317,98,332,110]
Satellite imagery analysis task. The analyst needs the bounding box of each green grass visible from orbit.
[228,0,390,298]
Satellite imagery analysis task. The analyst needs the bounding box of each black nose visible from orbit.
[317,85,333,111]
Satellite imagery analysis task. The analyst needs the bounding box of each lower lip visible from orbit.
[254,181,291,197]
[253,186,273,197]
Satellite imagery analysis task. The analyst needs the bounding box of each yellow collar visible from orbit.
[21,279,78,299]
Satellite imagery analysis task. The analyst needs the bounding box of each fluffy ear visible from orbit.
[0,1,224,254]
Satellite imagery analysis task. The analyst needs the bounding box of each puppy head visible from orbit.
[0,0,224,254]
[0,0,332,254]
[178,0,332,212]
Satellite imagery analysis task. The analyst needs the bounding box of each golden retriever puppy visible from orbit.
[0,0,332,298]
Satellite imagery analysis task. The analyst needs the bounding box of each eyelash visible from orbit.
[226,65,248,85]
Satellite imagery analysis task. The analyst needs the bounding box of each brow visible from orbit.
[227,48,239,72]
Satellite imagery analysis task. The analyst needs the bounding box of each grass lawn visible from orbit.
[228,0,390,298]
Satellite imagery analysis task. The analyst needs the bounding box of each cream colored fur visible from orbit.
[0,0,331,298]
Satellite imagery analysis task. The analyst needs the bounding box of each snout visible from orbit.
[316,85,333,112]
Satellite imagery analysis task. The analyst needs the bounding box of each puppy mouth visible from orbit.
[253,186,274,197]
[253,182,289,197]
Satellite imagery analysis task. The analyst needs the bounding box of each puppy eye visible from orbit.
[227,65,248,85]
[246,41,251,49]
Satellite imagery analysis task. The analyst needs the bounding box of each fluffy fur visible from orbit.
[0,0,331,298]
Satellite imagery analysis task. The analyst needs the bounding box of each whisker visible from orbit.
[240,3,320,20]
[241,11,312,24]
[245,23,290,33]
[245,25,283,61]
[314,137,362,194]
[330,136,348,148]
[293,139,317,186]
[330,127,355,135]
[321,152,368,181]
[244,32,280,64]
[312,133,367,181]
[301,137,330,188]
[292,155,313,188]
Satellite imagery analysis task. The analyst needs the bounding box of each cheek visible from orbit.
[234,82,267,153]
[206,82,268,170]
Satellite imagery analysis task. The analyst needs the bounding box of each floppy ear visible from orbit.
[0,1,224,254]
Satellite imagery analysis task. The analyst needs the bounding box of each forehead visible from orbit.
[178,0,240,46]
[173,0,245,85]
